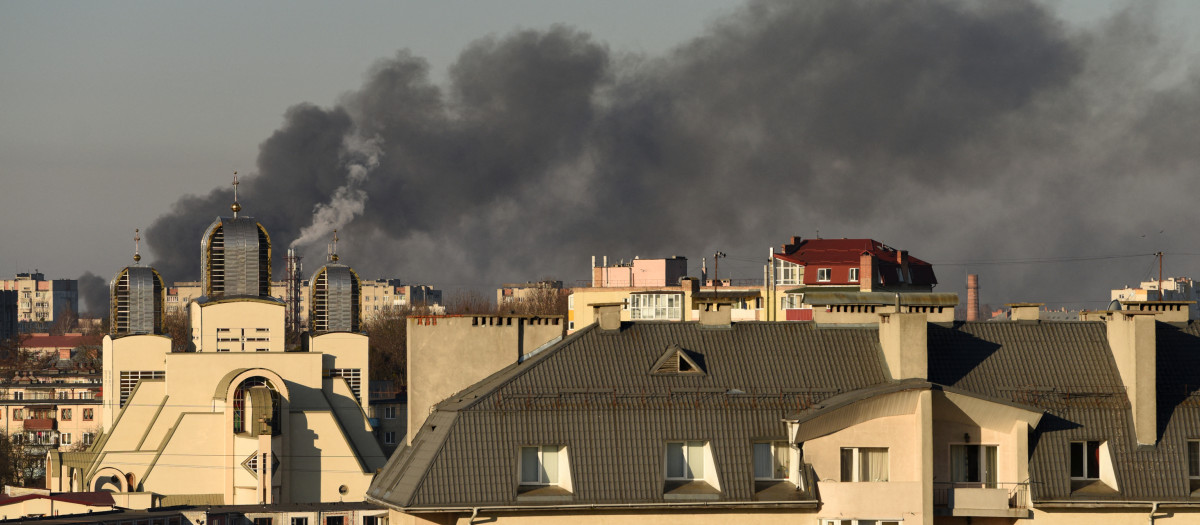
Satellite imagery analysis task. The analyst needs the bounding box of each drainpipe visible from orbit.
[469,507,481,524]
[1149,501,1160,525]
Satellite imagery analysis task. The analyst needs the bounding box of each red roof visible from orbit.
[772,237,936,286]
[21,334,102,350]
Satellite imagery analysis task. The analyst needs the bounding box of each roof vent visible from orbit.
[1007,303,1043,321]
[591,302,623,331]
[651,344,706,375]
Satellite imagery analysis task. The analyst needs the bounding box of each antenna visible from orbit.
[133,229,142,265]
[231,171,241,217]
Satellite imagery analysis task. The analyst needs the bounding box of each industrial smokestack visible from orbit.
[967,274,979,321]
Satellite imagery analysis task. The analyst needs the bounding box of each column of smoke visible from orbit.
[141,1,1200,306]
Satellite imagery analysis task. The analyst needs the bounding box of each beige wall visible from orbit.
[407,316,562,445]
[190,300,286,353]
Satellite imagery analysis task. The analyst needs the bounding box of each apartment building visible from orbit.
[1112,277,1200,319]
[1,272,78,331]
[368,299,1200,525]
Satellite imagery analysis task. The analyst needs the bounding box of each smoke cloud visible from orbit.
[78,271,109,318]
[144,0,1200,308]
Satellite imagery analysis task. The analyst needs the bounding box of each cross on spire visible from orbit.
[231,171,242,217]
[329,230,340,262]
[133,228,142,264]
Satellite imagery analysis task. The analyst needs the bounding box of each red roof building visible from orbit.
[772,237,937,291]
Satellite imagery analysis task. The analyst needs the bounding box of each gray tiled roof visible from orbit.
[929,320,1200,502]
[369,321,889,508]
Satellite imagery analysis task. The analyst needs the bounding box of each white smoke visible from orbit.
[290,135,382,250]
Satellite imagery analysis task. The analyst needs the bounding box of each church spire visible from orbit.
[231,171,242,217]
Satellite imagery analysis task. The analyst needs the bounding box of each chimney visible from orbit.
[695,296,733,328]
[878,313,927,380]
[1106,311,1157,445]
[680,276,700,294]
[859,252,873,292]
[966,274,979,321]
[1007,303,1042,321]
[783,236,802,254]
[592,302,623,331]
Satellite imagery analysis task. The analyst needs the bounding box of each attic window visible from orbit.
[651,344,706,375]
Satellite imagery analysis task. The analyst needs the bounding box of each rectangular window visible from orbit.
[383,406,396,419]
[840,447,889,482]
[950,444,997,486]
[83,433,94,445]
[817,268,832,282]
[61,408,71,421]
[13,392,22,401]
[12,409,22,420]
[61,433,71,445]
[384,432,396,445]
[58,391,69,399]
[520,445,561,484]
[753,441,790,480]
[83,408,94,421]
[253,518,272,525]
[325,518,344,525]
[1070,441,1101,479]
[781,294,802,309]
[775,260,800,285]
[666,441,706,480]
[849,268,860,282]
[1188,440,1199,492]
[290,519,308,525]
[629,293,682,320]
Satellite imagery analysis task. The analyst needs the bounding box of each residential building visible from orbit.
[368,298,1200,524]
[369,380,406,457]
[0,369,102,458]
[767,237,938,321]
[0,290,16,342]
[1112,277,1200,319]
[46,200,386,505]
[497,280,564,306]
[1,272,78,332]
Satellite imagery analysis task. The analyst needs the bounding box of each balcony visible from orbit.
[23,418,57,431]
[934,482,1031,518]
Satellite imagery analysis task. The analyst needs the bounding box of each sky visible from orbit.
[2,0,1199,315]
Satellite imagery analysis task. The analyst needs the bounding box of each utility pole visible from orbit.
[713,252,726,293]
[1158,251,1164,301]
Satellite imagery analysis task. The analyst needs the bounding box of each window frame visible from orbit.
[849,267,860,282]
[775,259,800,286]
[383,405,396,419]
[752,441,791,481]
[949,443,998,486]
[83,408,94,421]
[384,432,396,445]
[1188,440,1199,492]
[1070,441,1101,480]
[665,440,707,481]
[817,268,832,282]
[519,445,562,485]
[840,447,889,482]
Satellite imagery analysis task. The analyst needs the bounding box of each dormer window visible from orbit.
[666,441,707,481]
[651,344,705,375]
[753,441,791,481]
[1070,441,1100,480]
[520,445,561,485]
[1188,440,1200,493]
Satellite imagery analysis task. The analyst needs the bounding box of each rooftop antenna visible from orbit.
[133,229,142,265]
[231,171,241,218]
[329,229,339,263]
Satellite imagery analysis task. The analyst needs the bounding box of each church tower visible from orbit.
[309,231,362,333]
[110,229,165,335]
[200,175,272,298]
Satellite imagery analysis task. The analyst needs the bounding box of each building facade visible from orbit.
[1,272,79,332]
[369,299,1200,525]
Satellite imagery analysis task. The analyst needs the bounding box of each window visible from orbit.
[1070,441,1101,479]
[1189,440,1200,492]
[821,520,901,525]
[12,409,22,421]
[950,444,997,486]
[253,518,272,525]
[384,432,396,445]
[753,441,791,480]
[840,447,888,482]
[666,441,706,480]
[781,294,802,309]
[61,433,71,445]
[119,371,164,407]
[83,433,94,445]
[83,408,94,421]
[58,391,69,399]
[13,392,22,401]
[383,406,396,419]
[775,260,800,285]
[849,268,860,282]
[629,293,682,320]
[61,408,71,421]
[325,518,344,525]
[290,519,308,525]
[520,445,561,485]
[329,368,362,402]
[363,517,386,525]
[817,268,832,282]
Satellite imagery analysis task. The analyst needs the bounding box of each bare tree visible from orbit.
[443,290,495,315]
[161,310,191,352]
[49,308,79,336]
[497,285,569,318]
[364,306,412,387]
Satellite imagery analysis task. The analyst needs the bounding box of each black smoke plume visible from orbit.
[145,1,1200,308]
[78,271,109,318]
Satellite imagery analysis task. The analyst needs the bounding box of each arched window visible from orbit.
[232,377,281,435]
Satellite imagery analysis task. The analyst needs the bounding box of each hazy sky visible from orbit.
[2,1,1199,314]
